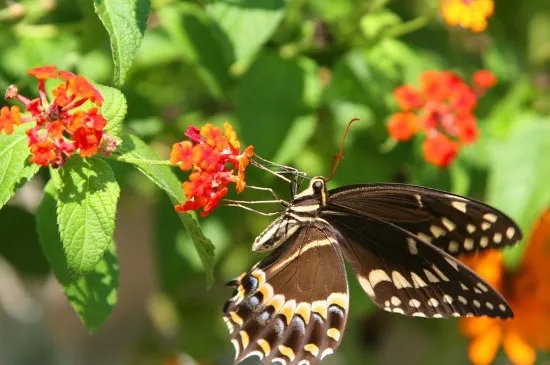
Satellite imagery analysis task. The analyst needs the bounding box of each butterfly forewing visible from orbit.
[327,184,522,256]
[223,224,349,365]
[325,212,513,319]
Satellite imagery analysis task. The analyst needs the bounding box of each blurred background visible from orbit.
[1,0,550,364]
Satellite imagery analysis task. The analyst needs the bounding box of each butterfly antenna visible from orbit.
[326,117,360,182]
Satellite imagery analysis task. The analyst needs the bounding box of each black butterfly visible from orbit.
[222,176,521,365]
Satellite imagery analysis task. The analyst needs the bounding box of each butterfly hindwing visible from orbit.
[327,183,522,256]
[223,223,349,365]
[326,212,513,319]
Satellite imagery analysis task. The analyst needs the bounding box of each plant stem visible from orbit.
[106,155,172,166]
[384,7,439,39]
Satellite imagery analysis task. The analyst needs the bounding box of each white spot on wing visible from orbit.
[430,225,446,238]
[480,236,489,247]
[428,298,439,307]
[484,213,498,223]
[407,238,418,254]
[451,201,467,213]
[392,271,412,289]
[448,241,459,253]
[467,224,476,233]
[411,273,428,288]
[442,217,456,231]
[423,269,440,283]
[443,295,453,304]
[464,238,474,251]
[481,222,491,231]
[409,299,421,308]
[358,275,375,297]
[494,232,503,244]
[391,296,402,306]
[431,265,450,281]
[506,227,516,239]
[458,296,468,305]
[445,257,459,270]
[417,232,432,243]
[369,269,392,287]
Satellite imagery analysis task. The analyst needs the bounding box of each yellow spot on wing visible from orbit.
[295,302,311,324]
[229,311,243,326]
[304,344,319,357]
[280,300,297,325]
[311,300,327,319]
[278,345,295,361]
[257,339,271,355]
[327,328,341,341]
[240,330,249,349]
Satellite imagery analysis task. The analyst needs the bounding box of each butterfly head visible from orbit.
[292,176,327,205]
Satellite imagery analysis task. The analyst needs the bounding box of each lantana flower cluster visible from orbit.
[388,70,496,168]
[170,123,254,217]
[461,208,550,365]
[0,66,111,167]
[441,0,494,33]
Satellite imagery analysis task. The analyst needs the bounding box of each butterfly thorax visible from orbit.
[251,177,328,253]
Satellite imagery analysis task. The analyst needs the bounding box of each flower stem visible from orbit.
[383,7,439,39]
[106,155,172,166]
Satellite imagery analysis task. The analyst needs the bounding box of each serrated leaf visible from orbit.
[93,0,151,86]
[0,123,40,209]
[96,84,127,137]
[487,121,550,269]
[116,134,215,287]
[64,241,119,332]
[37,180,71,284]
[37,180,119,331]
[56,158,120,276]
[207,0,287,71]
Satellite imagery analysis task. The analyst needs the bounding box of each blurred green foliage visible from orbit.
[1,0,550,364]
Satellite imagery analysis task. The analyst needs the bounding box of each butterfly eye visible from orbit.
[312,180,324,194]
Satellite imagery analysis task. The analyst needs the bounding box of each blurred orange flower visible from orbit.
[170,122,254,217]
[461,208,550,365]
[441,0,494,33]
[1,65,109,167]
[388,70,495,168]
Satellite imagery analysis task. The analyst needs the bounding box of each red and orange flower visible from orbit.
[461,208,550,365]
[170,123,254,217]
[441,0,495,33]
[1,65,110,167]
[388,70,495,168]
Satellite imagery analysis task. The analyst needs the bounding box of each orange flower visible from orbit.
[461,208,550,365]
[387,112,418,141]
[422,132,459,168]
[473,70,498,89]
[388,70,496,168]
[1,65,110,167]
[441,0,494,33]
[0,105,22,134]
[170,122,254,217]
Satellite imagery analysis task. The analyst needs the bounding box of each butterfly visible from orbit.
[222,176,522,365]
[222,120,522,365]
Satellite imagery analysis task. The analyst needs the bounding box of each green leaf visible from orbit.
[93,0,151,86]
[116,134,215,287]
[487,120,550,269]
[236,52,304,158]
[64,241,119,332]
[158,3,233,98]
[37,180,71,284]
[37,180,119,332]
[96,84,128,137]
[207,0,287,72]
[0,123,40,210]
[56,158,120,276]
